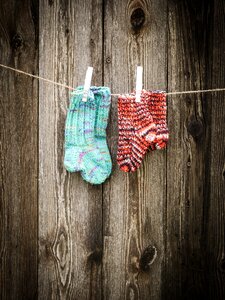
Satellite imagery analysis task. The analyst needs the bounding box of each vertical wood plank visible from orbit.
[38,0,103,298]
[166,2,190,297]
[103,0,168,298]
[166,0,225,298]
[0,0,38,299]
[167,0,210,297]
[205,0,225,298]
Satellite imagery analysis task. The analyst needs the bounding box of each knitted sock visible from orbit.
[64,88,110,184]
[92,86,112,175]
[147,91,169,150]
[129,91,157,171]
[75,86,112,176]
[117,92,157,172]
[117,94,134,172]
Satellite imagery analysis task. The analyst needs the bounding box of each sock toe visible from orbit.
[81,165,110,184]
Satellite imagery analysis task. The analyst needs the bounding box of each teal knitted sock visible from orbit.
[75,86,112,177]
[64,88,109,184]
[91,86,112,176]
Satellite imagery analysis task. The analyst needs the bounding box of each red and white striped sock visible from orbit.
[117,95,134,172]
[117,91,158,172]
[146,91,169,150]
[129,92,157,171]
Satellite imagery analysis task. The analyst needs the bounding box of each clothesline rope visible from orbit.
[0,63,225,96]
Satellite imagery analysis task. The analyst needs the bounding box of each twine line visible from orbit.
[1,63,225,96]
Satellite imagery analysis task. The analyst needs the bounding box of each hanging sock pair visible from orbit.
[64,86,112,184]
[117,90,169,172]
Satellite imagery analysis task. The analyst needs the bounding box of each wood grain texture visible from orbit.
[166,0,225,299]
[38,0,103,299]
[0,0,38,299]
[103,0,167,299]
[205,0,225,298]
[0,0,225,299]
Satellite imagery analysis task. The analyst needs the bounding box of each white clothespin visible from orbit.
[82,66,93,102]
[135,66,143,102]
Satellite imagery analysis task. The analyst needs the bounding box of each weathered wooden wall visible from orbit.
[0,0,225,299]
[0,1,38,299]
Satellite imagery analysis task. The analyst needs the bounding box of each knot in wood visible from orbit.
[87,249,102,266]
[185,96,192,106]
[186,200,190,207]
[11,34,23,50]
[130,8,145,33]
[139,245,157,272]
[187,117,204,140]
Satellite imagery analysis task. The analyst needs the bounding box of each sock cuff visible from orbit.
[69,86,95,109]
[93,87,111,137]
[65,90,96,146]
[145,91,167,118]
